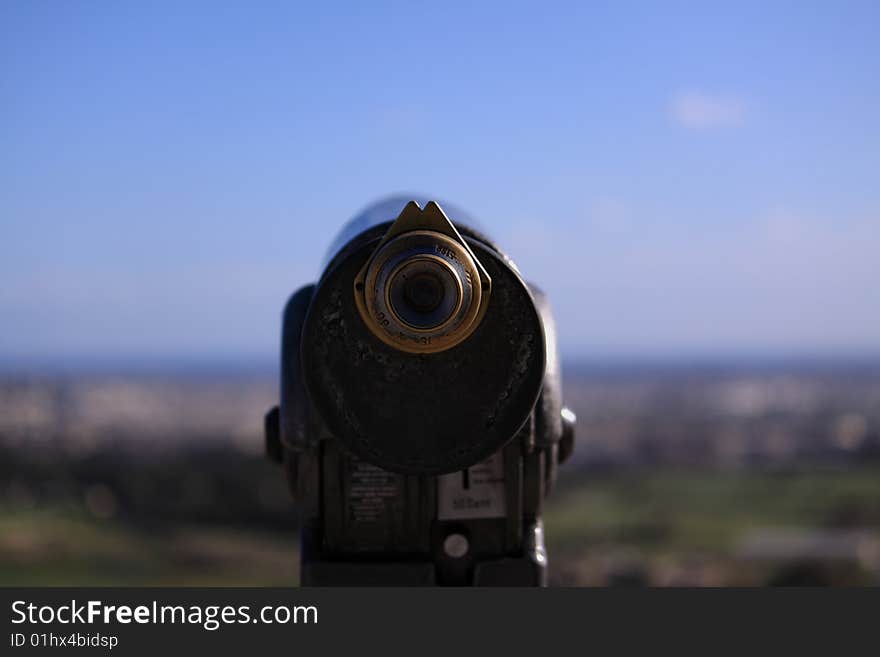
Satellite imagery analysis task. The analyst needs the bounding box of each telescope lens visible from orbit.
[388,257,461,330]
[404,273,444,314]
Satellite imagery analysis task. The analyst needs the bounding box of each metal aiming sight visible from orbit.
[265,197,575,585]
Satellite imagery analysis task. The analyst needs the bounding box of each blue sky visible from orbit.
[2,1,879,363]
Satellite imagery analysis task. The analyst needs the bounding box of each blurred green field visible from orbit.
[0,507,299,586]
[2,466,879,586]
[548,466,880,549]
[544,465,880,585]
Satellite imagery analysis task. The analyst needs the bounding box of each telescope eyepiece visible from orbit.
[354,202,492,354]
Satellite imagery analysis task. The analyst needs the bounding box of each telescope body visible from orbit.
[266,197,574,585]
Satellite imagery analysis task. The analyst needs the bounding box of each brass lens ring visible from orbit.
[356,230,487,353]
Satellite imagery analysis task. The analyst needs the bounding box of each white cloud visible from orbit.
[669,91,747,129]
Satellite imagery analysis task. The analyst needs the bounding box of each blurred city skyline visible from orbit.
[3,2,879,365]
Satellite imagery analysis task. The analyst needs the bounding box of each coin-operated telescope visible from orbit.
[265,197,575,585]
